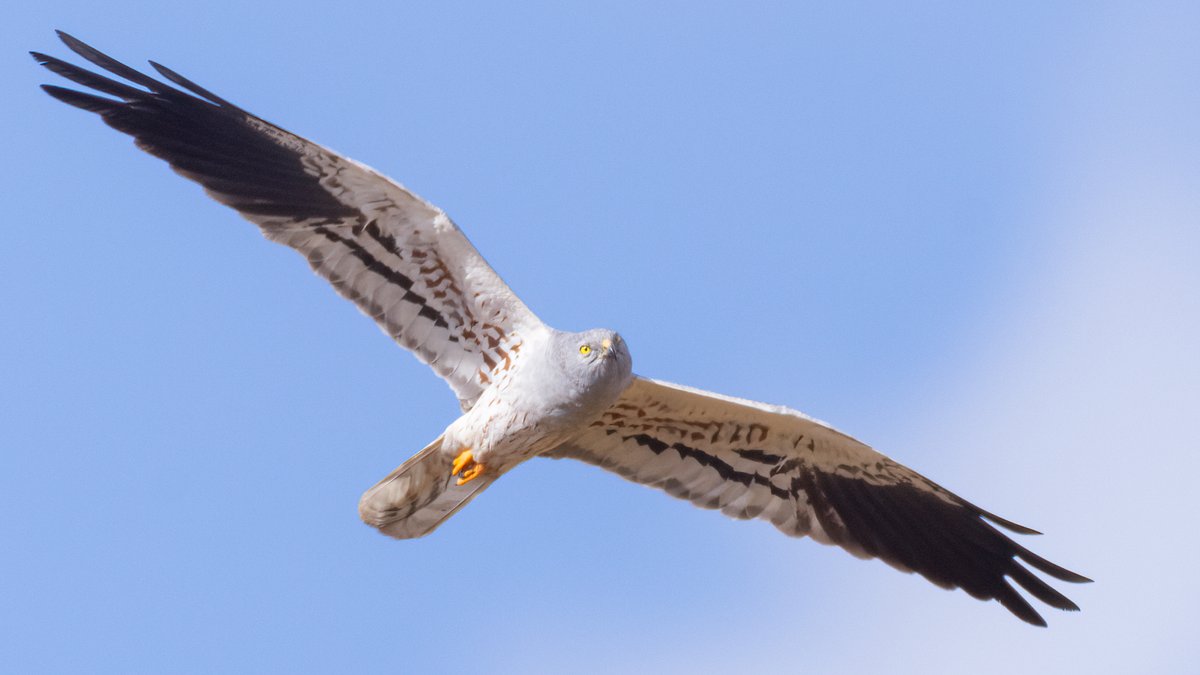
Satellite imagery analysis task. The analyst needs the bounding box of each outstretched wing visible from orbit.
[546,376,1090,626]
[33,32,541,409]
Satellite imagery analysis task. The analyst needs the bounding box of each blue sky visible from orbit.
[4,2,1197,673]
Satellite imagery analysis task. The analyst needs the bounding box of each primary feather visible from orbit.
[34,31,539,411]
[547,377,1089,626]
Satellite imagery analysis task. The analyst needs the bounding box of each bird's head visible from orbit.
[555,327,634,395]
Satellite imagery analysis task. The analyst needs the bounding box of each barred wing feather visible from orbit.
[33,32,540,409]
[547,376,1091,626]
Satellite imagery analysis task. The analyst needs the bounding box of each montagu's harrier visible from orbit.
[34,31,1089,626]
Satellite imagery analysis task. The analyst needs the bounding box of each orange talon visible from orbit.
[451,448,474,476]
[451,448,485,485]
[456,463,485,485]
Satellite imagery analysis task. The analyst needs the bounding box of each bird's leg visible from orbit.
[450,447,486,486]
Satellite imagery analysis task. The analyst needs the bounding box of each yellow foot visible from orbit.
[451,448,486,486]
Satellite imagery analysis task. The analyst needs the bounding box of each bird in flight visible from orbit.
[34,31,1089,626]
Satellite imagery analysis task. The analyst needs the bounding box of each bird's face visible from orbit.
[575,328,631,367]
[558,327,634,396]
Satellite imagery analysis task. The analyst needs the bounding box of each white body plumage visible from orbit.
[442,327,634,474]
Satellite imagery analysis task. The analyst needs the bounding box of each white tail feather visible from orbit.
[358,435,496,539]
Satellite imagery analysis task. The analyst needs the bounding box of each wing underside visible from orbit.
[33,31,542,408]
[548,376,1090,626]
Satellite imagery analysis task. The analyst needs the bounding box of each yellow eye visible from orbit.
[579,344,592,355]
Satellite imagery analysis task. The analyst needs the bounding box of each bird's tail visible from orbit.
[358,435,497,539]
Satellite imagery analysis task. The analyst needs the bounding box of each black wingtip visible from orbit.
[1010,541,1092,584]
[996,580,1049,627]
[1008,563,1084,613]
[38,84,115,113]
[970,502,1042,535]
[147,59,239,109]
[48,30,185,97]
[55,30,86,52]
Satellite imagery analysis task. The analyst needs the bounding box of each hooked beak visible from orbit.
[600,337,613,356]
